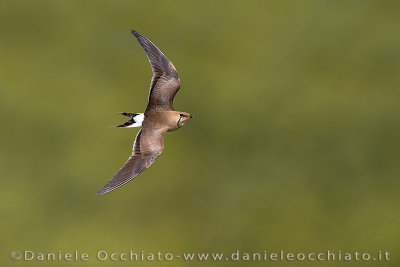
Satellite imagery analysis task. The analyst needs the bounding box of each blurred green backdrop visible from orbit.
[1,0,399,266]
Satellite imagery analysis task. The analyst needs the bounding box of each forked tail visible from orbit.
[116,113,144,128]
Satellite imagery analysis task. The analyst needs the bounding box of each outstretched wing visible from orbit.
[131,30,181,111]
[97,128,166,195]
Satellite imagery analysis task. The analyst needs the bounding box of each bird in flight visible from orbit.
[97,30,193,195]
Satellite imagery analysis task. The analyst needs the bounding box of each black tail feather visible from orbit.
[116,119,135,128]
[119,112,139,117]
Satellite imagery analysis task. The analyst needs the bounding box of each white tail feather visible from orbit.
[128,113,144,127]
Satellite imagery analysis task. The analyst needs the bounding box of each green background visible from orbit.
[1,0,399,266]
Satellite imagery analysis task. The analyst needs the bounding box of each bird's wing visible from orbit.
[97,128,166,195]
[131,30,181,111]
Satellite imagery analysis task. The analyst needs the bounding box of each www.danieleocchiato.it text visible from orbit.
[10,250,390,262]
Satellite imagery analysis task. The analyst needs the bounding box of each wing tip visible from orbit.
[96,186,110,195]
[130,29,141,38]
[97,183,119,195]
[131,30,148,47]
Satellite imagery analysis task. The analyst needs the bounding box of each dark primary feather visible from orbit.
[131,30,181,111]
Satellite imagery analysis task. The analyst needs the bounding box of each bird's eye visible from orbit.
[180,114,185,117]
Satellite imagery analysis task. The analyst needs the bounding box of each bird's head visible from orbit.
[177,112,194,128]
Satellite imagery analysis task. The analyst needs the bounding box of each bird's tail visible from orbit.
[116,113,144,128]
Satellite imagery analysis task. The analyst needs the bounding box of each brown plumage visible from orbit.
[97,30,193,195]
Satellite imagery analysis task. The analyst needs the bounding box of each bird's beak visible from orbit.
[189,115,194,119]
